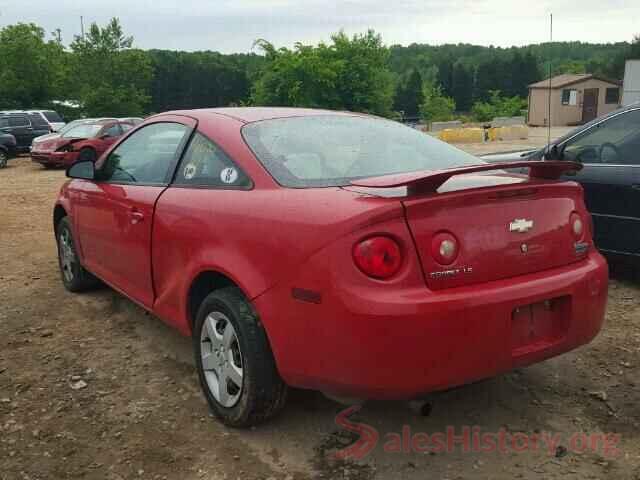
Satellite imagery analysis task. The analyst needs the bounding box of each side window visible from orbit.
[0,118,8,128]
[605,88,620,105]
[102,124,122,138]
[562,109,640,165]
[28,114,48,128]
[8,115,29,127]
[174,132,251,188]
[561,89,577,106]
[121,123,134,132]
[97,122,189,185]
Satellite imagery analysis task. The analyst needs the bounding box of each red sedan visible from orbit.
[32,119,133,168]
[53,108,608,427]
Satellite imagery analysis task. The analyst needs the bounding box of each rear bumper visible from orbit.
[255,251,608,400]
[31,151,78,167]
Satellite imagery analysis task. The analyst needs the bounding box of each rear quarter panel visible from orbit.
[151,186,405,335]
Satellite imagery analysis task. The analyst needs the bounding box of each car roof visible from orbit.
[82,119,119,126]
[161,107,362,124]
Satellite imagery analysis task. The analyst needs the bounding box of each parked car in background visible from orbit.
[483,102,640,265]
[54,108,608,427]
[31,118,117,147]
[0,133,17,168]
[26,110,66,132]
[32,119,133,168]
[120,117,144,125]
[0,112,51,153]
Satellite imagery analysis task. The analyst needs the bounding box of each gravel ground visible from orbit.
[1,143,638,480]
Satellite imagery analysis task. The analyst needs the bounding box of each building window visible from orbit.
[561,89,578,106]
[605,87,620,104]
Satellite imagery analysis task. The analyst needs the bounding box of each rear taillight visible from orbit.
[570,212,584,241]
[431,232,459,265]
[353,236,403,279]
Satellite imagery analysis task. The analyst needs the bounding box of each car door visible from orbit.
[5,114,32,148]
[74,118,195,307]
[26,113,51,139]
[560,107,640,256]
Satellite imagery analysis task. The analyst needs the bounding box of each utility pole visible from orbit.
[80,16,85,39]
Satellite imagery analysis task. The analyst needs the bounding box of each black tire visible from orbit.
[56,217,100,292]
[193,287,288,427]
[77,147,97,163]
[0,149,7,168]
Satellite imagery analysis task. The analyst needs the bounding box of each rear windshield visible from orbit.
[62,124,102,138]
[241,115,481,187]
[43,111,63,122]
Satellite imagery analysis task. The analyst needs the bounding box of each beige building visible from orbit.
[527,74,622,126]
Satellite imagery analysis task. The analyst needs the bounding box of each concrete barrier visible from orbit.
[438,128,485,143]
[491,116,525,127]
[430,120,462,132]
[487,125,529,141]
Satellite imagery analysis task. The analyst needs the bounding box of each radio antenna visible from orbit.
[547,13,553,147]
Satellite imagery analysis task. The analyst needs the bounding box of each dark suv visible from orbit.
[0,112,51,153]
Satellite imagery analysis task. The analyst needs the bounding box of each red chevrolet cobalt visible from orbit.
[53,108,608,427]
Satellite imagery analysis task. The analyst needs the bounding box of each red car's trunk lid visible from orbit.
[351,161,589,290]
[403,180,588,289]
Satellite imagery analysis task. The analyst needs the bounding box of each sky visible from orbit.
[1,0,639,53]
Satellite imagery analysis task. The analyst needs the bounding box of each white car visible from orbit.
[26,110,66,132]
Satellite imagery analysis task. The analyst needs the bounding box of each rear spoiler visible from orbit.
[350,161,582,194]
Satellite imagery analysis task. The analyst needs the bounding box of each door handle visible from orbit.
[632,184,640,191]
[129,210,144,224]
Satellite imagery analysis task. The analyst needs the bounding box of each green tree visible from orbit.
[420,83,456,122]
[471,90,527,122]
[69,18,152,116]
[394,69,424,118]
[0,23,66,108]
[252,30,394,117]
[450,62,474,111]
[554,60,587,75]
[147,50,256,112]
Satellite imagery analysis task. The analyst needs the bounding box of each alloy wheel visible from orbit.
[200,311,244,408]
[58,229,76,283]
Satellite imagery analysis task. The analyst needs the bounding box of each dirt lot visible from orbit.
[1,140,639,480]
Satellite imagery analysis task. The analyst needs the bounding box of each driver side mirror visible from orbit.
[67,160,95,180]
[545,144,563,161]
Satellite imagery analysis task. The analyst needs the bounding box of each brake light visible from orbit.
[353,236,403,279]
[431,232,459,265]
[570,212,584,241]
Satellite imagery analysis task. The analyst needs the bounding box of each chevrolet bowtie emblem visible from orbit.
[509,218,534,233]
